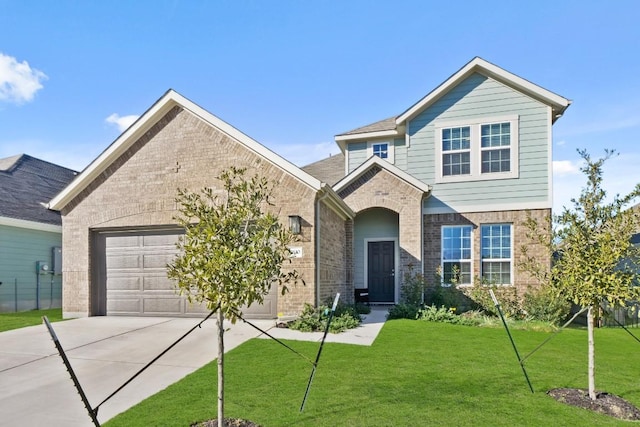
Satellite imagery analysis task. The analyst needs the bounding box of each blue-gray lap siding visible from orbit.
[0,224,62,312]
[345,72,551,213]
[408,73,551,212]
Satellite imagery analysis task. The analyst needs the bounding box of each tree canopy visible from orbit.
[167,167,300,323]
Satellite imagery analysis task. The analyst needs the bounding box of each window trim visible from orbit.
[440,225,473,286]
[367,140,394,163]
[434,115,519,183]
[480,223,513,286]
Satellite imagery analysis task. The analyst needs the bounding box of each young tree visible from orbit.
[521,149,640,400]
[167,167,301,426]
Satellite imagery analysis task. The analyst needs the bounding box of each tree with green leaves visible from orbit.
[167,167,301,427]
[521,149,640,400]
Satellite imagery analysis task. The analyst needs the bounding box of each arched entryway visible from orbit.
[354,208,399,303]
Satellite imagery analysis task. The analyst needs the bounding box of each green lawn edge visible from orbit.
[0,308,63,332]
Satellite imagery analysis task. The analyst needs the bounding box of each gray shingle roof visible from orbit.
[336,116,397,137]
[301,153,345,186]
[0,154,77,225]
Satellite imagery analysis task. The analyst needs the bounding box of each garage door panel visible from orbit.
[143,234,179,247]
[107,254,142,270]
[143,253,175,269]
[142,275,175,291]
[106,235,141,248]
[107,276,141,291]
[107,298,141,314]
[143,297,183,315]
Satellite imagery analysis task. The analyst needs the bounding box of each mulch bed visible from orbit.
[548,388,640,421]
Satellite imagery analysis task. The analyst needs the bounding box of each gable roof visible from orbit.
[301,153,345,186]
[48,89,352,219]
[333,155,431,195]
[0,154,77,227]
[336,57,571,145]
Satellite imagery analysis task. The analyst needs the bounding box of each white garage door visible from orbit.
[102,230,277,318]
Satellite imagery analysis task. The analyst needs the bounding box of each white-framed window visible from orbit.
[435,115,519,183]
[480,224,512,285]
[442,126,471,176]
[441,225,473,285]
[368,141,394,163]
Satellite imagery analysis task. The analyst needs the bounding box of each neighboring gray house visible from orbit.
[49,57,570,319]
[0,154,77,312]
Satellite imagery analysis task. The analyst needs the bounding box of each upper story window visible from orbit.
[435,115,518,183]
[442,126,471,176]
[367,140,394,163]
[481,122,511,173]
[372,142,389,159]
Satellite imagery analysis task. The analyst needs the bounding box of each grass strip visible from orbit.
[0,308,63,332]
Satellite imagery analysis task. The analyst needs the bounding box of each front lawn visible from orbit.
[105,320,640,426]
[0,308,63,332]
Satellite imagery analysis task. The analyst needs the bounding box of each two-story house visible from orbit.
[323,57,571,303]
[49,57,570,318]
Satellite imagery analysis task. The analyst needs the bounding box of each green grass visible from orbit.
[0,308,63,332]
[105,320,640,426]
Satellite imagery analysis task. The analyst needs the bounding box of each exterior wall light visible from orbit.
[289,215,302,235]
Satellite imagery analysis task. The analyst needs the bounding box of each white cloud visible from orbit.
[553,152,640,214]
[552,160,581,176]
[105,113,139,132]
[0,53,47,104]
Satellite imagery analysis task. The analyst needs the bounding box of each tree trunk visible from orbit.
[587,305,597,400]
[217,309,225,427]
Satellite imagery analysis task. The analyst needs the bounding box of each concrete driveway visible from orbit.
[0,315,273,426]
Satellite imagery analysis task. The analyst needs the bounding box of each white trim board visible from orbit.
[0,216,62,233]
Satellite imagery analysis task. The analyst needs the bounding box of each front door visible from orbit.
[367,241,395,303]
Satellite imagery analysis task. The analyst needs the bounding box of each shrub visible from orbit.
[522,287,571,325]
[400,269,427,306]
[417,305,458,322]
[288,301,362,333]
[387,303,420,320]
[465,280,524,319]
[417,305,481,326]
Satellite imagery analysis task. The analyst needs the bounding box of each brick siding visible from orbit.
[61,107,318,317]
[423,209,551,293]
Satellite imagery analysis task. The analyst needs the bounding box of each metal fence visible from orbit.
[0,277,62,313]
[601,301,640,328]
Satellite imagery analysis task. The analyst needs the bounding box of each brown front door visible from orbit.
[367,241,395,302]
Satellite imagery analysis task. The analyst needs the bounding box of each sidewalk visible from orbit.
[257,306,388,345]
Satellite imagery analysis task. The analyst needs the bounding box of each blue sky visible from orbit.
[1,0,639,213]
